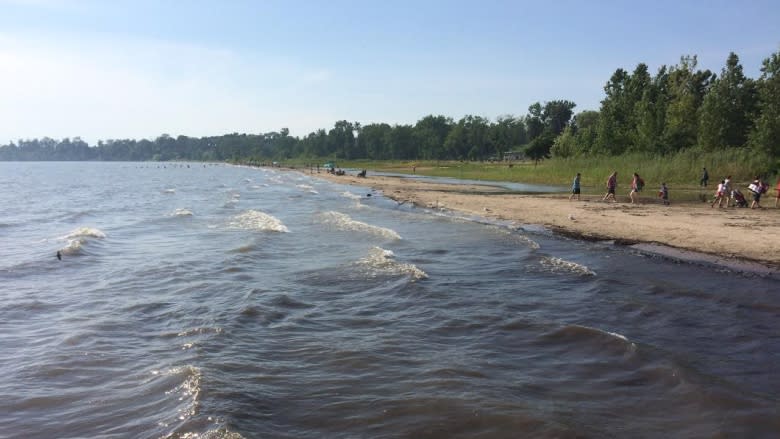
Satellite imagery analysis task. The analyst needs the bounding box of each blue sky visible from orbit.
[1,0,778,144]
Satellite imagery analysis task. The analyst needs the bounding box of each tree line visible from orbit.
[1,49,778,166]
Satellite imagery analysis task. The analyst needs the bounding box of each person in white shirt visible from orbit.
[711,180,726,208]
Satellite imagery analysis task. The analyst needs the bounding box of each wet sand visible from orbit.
[310,171,780,269]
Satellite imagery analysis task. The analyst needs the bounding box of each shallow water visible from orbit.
[1,162,778,438]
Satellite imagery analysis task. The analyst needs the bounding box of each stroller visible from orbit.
[732,189,748,208]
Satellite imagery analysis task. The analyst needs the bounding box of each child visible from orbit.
[712,180,726,208]
[658,182,669,205]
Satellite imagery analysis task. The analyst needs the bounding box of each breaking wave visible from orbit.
[228,210,289,233]
[341,191,362,201]
[62,227,106,240]
[317,211,401,240]
[59,227,106,255]
[540,256,595,276]
[356,246,427,280]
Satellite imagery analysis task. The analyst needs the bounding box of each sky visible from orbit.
[1,0,778,144]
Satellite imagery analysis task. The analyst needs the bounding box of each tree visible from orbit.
[413,115,453,159]
[698,52,758,149]
[749,48,780,157]
[663,55,715,151]
[542,100,577,135]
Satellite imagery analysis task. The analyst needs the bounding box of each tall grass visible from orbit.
[332,149,776,190]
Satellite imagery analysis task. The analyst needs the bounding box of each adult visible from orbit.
[629,173,644,204]
[723,175,732,207]
[569,173,581,201]
[602,171,617,202]
[749,176,763,209]
[700,167,709,187]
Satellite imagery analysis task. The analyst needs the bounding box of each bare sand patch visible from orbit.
[308,171,780,269]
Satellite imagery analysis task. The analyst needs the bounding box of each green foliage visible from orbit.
[749,48,780,158]
[358,149,774,191]
[698,53,758,150]
[2,49,778,170]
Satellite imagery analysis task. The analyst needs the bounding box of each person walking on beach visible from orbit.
[629,173,644,204]
[712,180,727,208]
[602,172,617,202]
[749,176,765,209]
[569,173,581,201]
[774,177,780,208]
[723,175,733,207]
[658,182,670,205]
[700,167,709,187]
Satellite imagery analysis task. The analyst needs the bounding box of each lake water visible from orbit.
[1,162,778,438]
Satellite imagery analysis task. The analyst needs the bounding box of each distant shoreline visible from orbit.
[302,168,780,273]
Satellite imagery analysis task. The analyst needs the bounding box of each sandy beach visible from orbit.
[309,170,780,270]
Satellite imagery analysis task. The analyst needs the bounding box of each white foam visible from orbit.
[60,238,84,255]
[540,256,596,276]
[341,191,362,201]
[486,225,540,249]
[62,227,106,240]
[57,227,106,255]
[297,184,318,194]
[607,330,629,342]
[228,210,289,233]
[357,246,428,280]
[171,208,193,216]
[318,211,401,240]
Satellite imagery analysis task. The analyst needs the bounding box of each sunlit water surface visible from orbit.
[1,162,778,438]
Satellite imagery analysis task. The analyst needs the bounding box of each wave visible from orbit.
[317,211,401,240]
[58,227,107,255]
[62,227,106,240]
[357,247,428,280]
[228,210,289,233]
[341,191,362,201]
[540,256,595,276]
[485,225,540,249]
[542,324,637,353]
[152,365,202,422]
[162,188,176,194]
[170,208,194,217]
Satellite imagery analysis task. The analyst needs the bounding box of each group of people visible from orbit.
[569,171,668,205]
[701,167,780,209]
[569,168,780,208]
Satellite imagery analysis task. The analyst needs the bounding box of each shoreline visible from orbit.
[303,169,780,272]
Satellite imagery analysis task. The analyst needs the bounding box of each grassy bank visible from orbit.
[279,149,777,202]
[334,149,770,185]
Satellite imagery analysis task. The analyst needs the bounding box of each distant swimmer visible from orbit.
[56,251,62,260]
